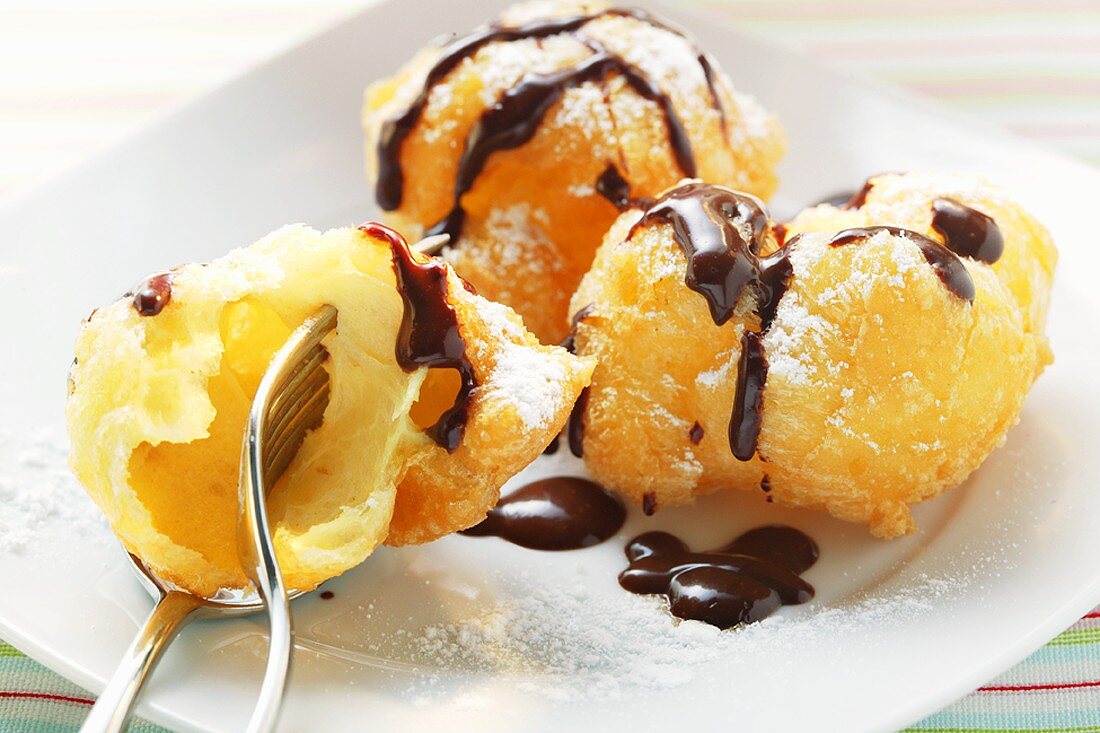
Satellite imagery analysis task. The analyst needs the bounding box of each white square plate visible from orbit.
[2,1,1099,731]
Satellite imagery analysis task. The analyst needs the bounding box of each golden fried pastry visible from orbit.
[363,0,784,343]
[67,223,593,597]
[785,171,1057,366]
[570,180,1051,538]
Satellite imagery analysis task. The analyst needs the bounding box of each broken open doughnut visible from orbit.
[570,178,1052,538]
[362,0,785,343]
[66,223,593,597]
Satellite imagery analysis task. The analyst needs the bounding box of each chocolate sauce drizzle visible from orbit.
[843,178,875,209]
[462,477,625,550]
[568,387,590,458]
[828,226,975,302]
[630,182,980,463]
[369,221,477,452]
[558,304,595,458]
[628,183,790,459]
[131,273,173,317]
[595,163,634,211]
[425,41,695,240]
[931,198,1004,264]
[629,183,783,326]
[619,525,817,628]
[688,421,704,445]
[377,7,728,240]
[561,303,595,354]
[808,175,876,210]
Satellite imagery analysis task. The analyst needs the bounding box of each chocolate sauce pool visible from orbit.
[462,477,625,550]
[619,526,817,628]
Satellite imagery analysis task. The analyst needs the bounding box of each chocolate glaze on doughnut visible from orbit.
[131,273,173,317]
[931,198,1004,264]
[377,7,729,237]
[462,476,625,550]
[371,221,477,452]
[619,525,817,628]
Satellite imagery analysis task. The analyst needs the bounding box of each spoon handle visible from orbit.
[79,590,203,733]
[239,417,294,733]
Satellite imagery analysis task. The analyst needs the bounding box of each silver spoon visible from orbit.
[80,305,337,733]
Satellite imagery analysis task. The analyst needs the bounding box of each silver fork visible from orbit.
[80,305,338,733]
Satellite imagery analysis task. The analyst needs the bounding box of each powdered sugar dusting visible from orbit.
[398,570,963,702]
[0,426,107,554]
[475,299,573,431]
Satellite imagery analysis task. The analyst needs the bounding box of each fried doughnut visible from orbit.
[363,0,784,342]
[570,180,1050,538]
[67,224,593,597]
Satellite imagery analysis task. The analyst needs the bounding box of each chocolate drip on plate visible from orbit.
[828,226,975,302]
[462,477,625,550]
[931,197,1004,264]
[619,525,817,629]
[370,221,477,452]
[131,273,173,317]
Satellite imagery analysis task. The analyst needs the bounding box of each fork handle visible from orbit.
[79,590,202,733]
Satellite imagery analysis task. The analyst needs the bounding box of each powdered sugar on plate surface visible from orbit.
[0,426,108,555]
[381,565,964,704]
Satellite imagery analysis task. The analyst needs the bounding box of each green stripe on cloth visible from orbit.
[0,642,168,732]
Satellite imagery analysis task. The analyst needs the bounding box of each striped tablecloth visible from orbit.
[2,0,1098,730]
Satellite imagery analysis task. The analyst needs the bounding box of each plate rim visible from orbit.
[1,2,1098,731]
